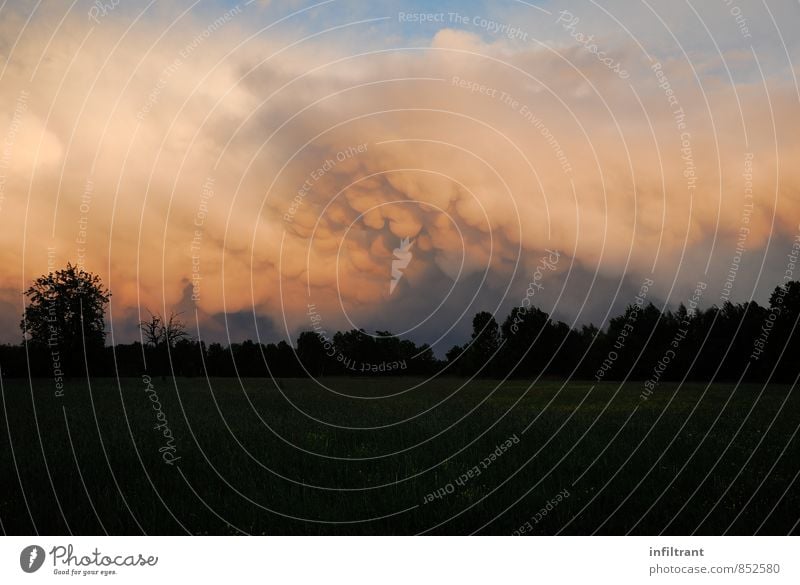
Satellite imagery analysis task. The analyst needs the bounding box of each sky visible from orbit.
[1,0,799,353]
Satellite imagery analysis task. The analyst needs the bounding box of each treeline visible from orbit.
[445,280,800,383]
[3,280,800,383]
[0,333,439,379]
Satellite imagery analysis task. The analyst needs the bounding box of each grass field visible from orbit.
[1,376,798,535]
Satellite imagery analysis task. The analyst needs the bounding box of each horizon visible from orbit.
[7,266,799,359]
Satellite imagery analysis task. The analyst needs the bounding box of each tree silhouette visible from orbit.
[20,263,110,375]
[296,331,327,376]
[163,312,190,348]
[139,310,191,375]
[139,310,189,348]
[455,311,501,376]
[139,310,163,347]
[13,263,800,383]
[765,281,800,381]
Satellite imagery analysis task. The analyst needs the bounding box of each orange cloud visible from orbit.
[0,4,798,342]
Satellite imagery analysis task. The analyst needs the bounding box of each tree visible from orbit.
[500,306,574,377]
[470,311,501,355]
[138,310,191,376]
[445,345,464,364]
[296,331,327,376]
[139,310,189,348]
[162,311,190,348]
[139,310,163,347]
[764,281,800,381]
[21,263,111,374]
[457,311,501,376]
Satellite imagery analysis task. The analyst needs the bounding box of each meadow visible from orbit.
[1,376,797,535]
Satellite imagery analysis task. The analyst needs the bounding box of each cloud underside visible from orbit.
[1,6,798,341]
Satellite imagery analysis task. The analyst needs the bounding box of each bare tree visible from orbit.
[139,310,190,348]
[163,311,189,348]
[139,310,163,347]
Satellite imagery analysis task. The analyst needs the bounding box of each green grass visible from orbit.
[1,377,798,534]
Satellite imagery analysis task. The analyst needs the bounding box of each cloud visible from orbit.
[0,2,798,346]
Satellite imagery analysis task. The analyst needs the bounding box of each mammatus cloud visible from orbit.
[1,2,798,345]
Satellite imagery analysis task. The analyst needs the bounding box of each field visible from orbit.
[1,376,798,535]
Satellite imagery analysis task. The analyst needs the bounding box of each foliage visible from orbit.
[20,263,110,375]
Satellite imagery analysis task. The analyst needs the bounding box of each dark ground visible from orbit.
[1,377,797,535]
